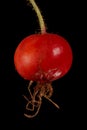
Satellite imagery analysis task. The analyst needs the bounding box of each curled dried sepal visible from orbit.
[23,81,59,118]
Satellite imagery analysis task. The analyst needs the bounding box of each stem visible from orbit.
[27,0,46,34]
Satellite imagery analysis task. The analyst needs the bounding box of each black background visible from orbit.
[1,0,83,129]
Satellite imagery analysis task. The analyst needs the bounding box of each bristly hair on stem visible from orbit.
[27,0,46,34]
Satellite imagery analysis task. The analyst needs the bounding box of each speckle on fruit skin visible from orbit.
[34,68,62,82]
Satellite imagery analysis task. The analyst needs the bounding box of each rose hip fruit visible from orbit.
[14,33,73,82]
[14,0,73,118]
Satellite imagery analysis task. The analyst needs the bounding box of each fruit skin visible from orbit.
[14,33,73,82]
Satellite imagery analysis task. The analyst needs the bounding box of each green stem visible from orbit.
[28,0,46,34]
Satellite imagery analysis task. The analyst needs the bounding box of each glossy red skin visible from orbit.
[14,33,73,82]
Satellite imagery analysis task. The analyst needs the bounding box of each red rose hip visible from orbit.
[14,0,73,118]
[14,33,73,82]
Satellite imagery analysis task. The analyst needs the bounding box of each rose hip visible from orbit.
[14,0,73,118]
[14,33,73,82]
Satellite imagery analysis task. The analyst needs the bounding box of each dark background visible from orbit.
[1,0,84,129]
